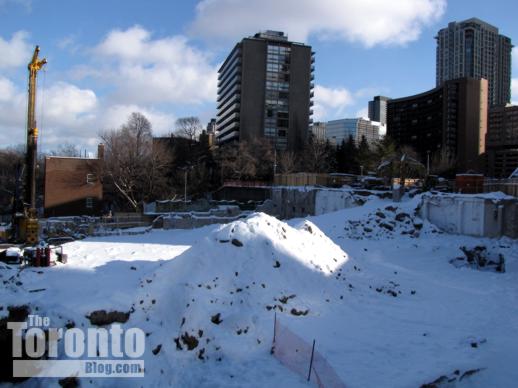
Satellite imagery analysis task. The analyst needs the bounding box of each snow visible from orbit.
[1,194,518,387]
[429,190,515,201]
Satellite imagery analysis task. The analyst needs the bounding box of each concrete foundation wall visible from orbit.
[270,187,357,219]
[162,205,246,229]
[420,194,518,238]
[315,190,357,215]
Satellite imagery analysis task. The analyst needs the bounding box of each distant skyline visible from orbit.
[0,0,516,153]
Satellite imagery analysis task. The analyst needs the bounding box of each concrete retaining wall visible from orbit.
[162,205,248,229]
[269,187,357,219]
[420,194,518,238]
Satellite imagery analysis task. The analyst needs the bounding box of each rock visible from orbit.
[380,222,394,231]
[180,332,199,350]
[152,344,162,355]
[211,313,222,325]
[395,212,410,222]
[290,308,309,316]
[58,377,79,388]
[231,239,243,247]
[376,211,386,219]
[86,310,130,326]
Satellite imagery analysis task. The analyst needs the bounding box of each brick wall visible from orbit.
[44,157,103,217]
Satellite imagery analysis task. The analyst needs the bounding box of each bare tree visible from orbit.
[302,139,334,173]
[216,142,256,181]
[0,146,25,215]
[175,117,202,141]
[278,151,297,174]
[100,112,171,211]
[430,148,456,176]
[47,143,81,157]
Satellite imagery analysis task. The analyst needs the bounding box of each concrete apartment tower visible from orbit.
[435,17,512,106]
[216,31,314,151]
[387,78,488,173]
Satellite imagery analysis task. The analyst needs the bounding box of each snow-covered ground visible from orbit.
[1,194,517,387]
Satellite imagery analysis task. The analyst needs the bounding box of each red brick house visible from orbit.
[44,145,104,217]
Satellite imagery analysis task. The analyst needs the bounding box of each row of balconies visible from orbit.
[217,83,241,103]
[218,65,241,89]
[218,47,241,77]
[217,110,240,128]
[217,121,240,139]
[218,93,240,111]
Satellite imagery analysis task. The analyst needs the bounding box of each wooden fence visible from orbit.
[484,179,518,197]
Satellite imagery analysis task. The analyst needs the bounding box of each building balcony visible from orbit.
[217,130,239,144]
[217,84,241,102]
[217,111,240,128]
[219,48,241,75]
[217,93,240,110]
[217,121,240,138]
[310,82,314,89]
[218,77,241,98]
[218,66,241,87]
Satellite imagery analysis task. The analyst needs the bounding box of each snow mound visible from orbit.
[131,213,357,384]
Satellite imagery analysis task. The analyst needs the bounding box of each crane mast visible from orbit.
[21,46,46,244]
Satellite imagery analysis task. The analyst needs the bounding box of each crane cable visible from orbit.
[37,67,47,153]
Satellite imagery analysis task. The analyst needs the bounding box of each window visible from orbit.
[86,197,94,209]
[86,173,97,184]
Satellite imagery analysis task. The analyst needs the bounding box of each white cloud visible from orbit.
[313,85,354,121]
[100,104,175,136]
[190,0,446,47]
[0,77,17,101]
[356,107,369,119]
[0,74,176,151]
[0,31,31,69]
[0,78,100,149]
[43,82,97,126]
[0,0,31,11]
[86,26,218,105]
[0,26,217,151]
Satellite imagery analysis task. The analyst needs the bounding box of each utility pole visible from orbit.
[273,148,277,176]
[184,169,188,204]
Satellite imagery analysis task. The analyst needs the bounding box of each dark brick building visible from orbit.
[216,31,314,152]
[387,77,488,173]
[44,146,103,217]
[487,105,518,178]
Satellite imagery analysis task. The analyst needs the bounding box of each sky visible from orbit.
[0,0,517,154]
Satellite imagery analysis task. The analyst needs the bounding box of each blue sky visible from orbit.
[0,0,517,153]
